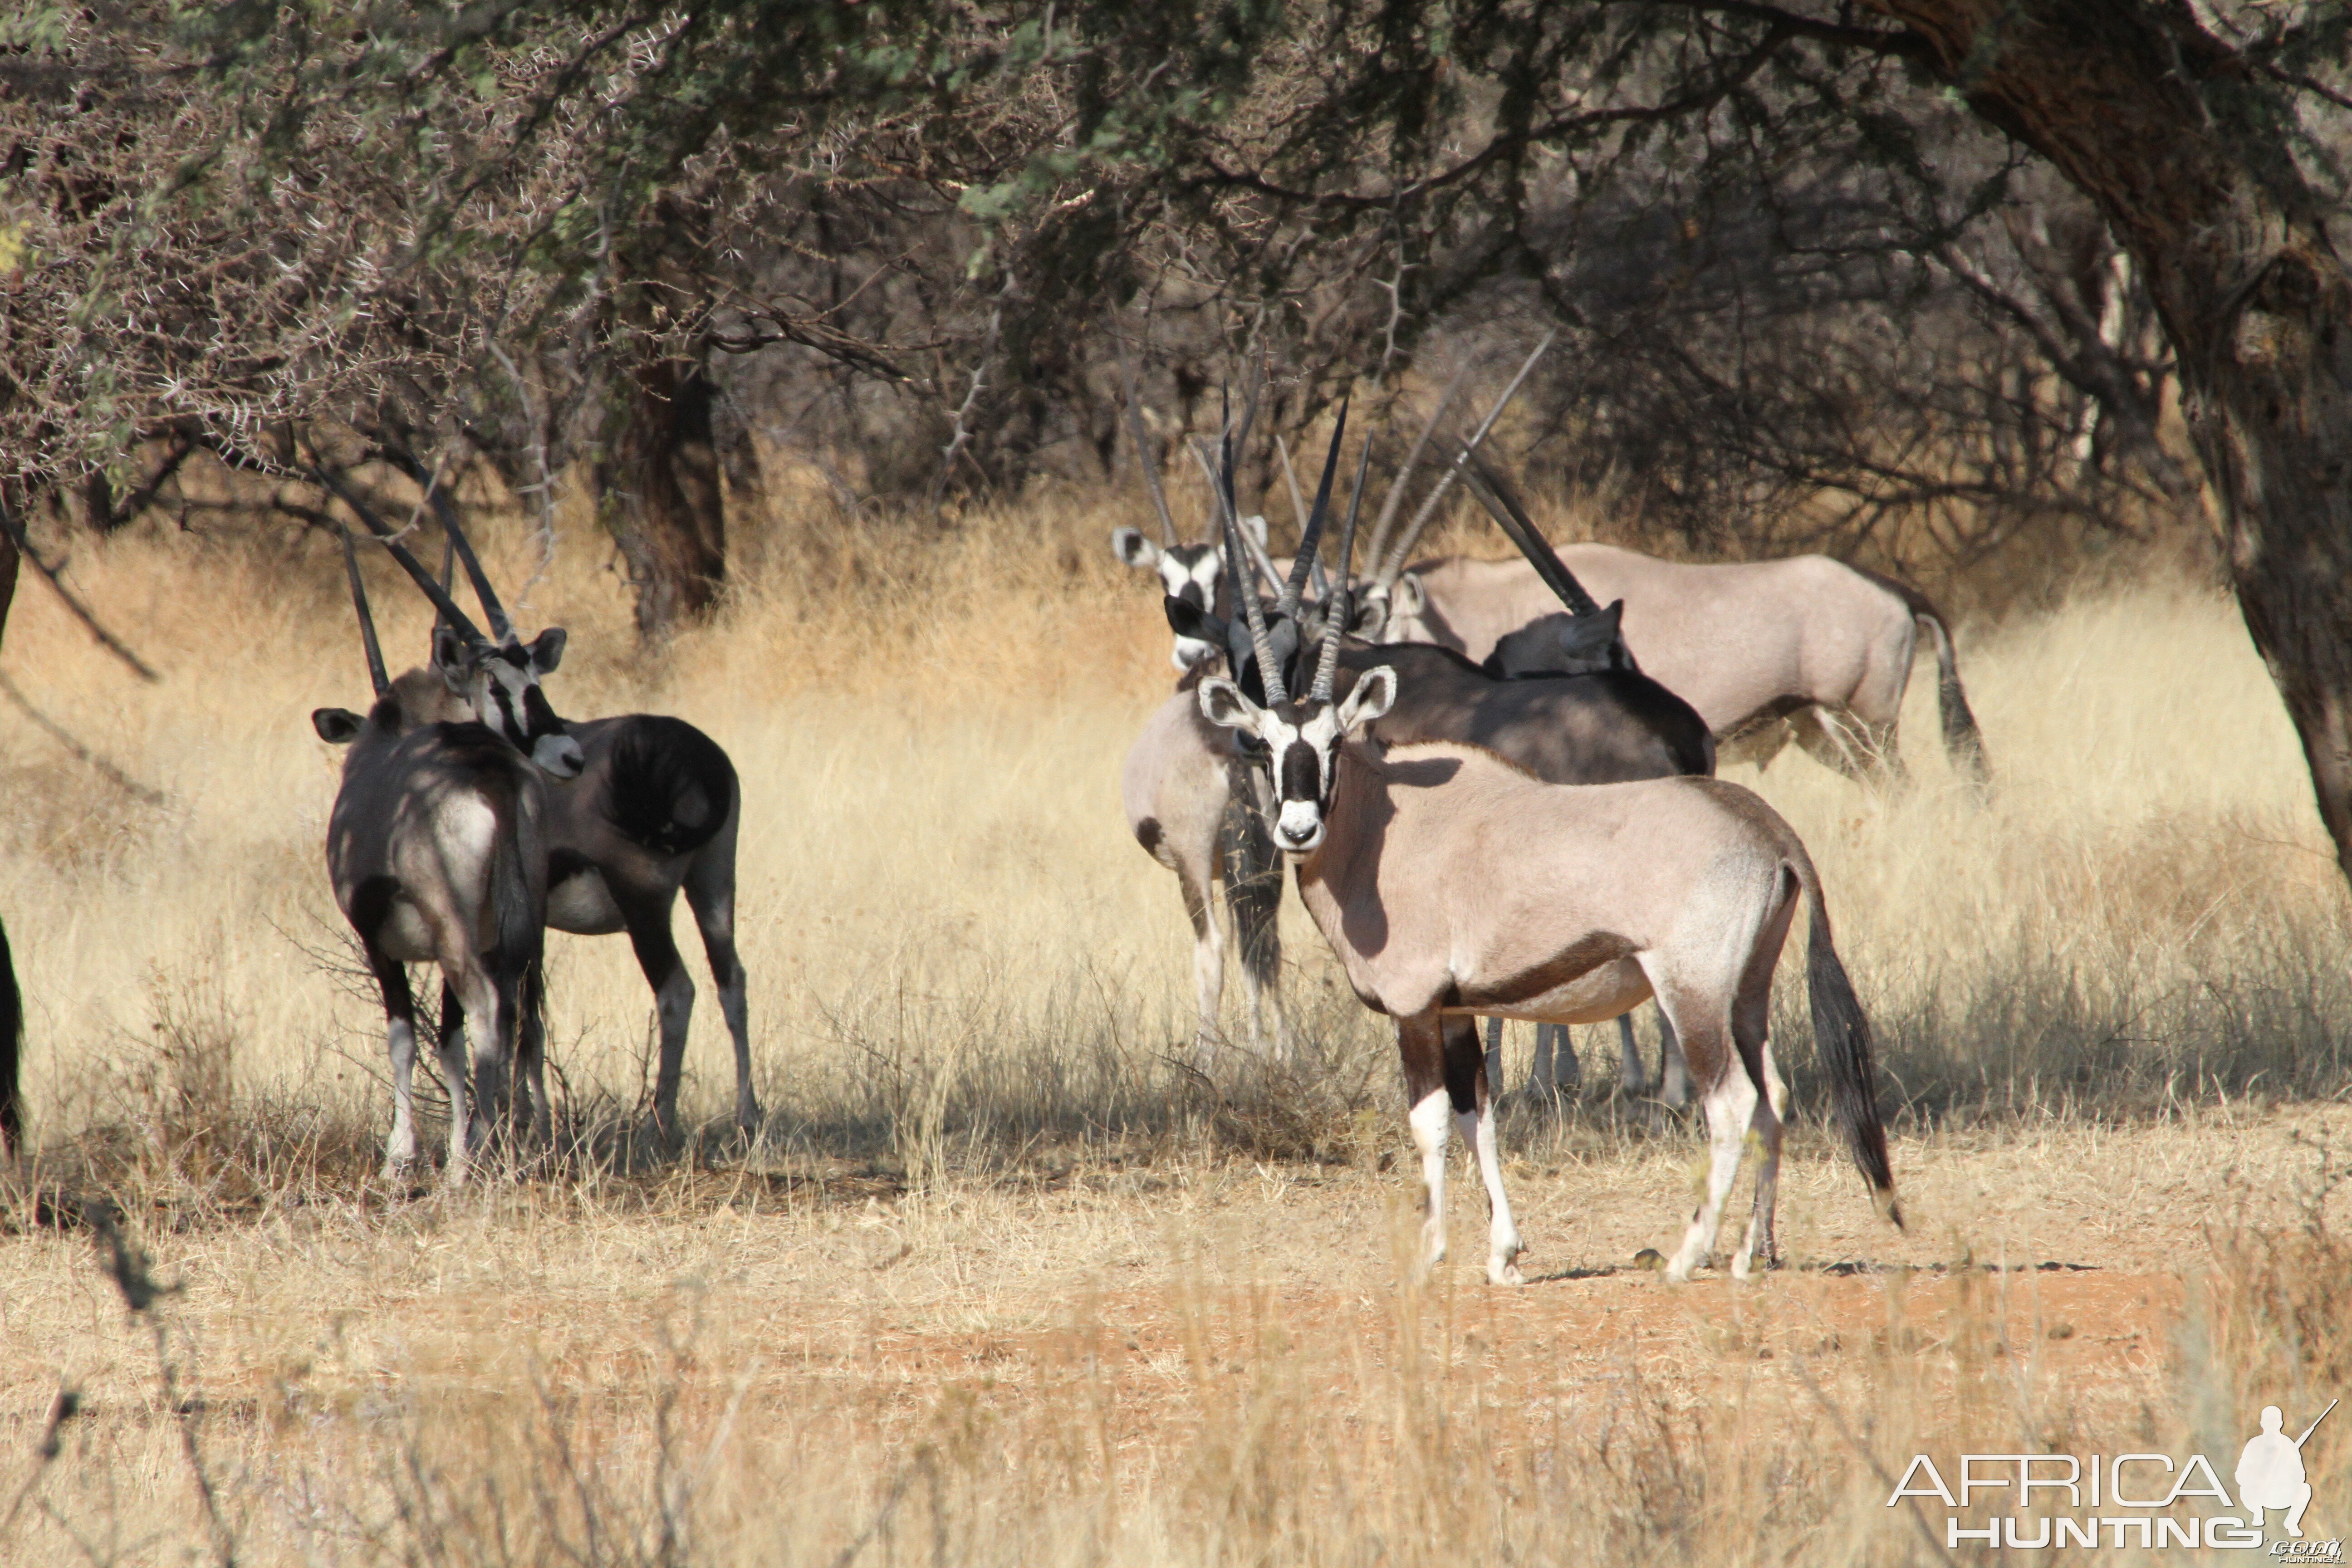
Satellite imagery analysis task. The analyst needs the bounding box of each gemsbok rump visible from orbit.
[1195,452,1901,1284]
[309,510,581,1181]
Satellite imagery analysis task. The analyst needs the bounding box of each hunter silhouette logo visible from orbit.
[2240,1401,2333,1540]
[1886,1396,2339,1552]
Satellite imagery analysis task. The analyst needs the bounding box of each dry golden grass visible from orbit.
[0,476,2348,1563]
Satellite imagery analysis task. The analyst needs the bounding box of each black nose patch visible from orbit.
[1279,740,1321,805]
[1178,583,1205,609]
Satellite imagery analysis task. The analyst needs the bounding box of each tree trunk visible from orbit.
[598,350,729,639]
[0,522,18,657]
[1873,0,2352,883]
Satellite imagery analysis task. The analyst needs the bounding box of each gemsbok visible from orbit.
[1366,518,1988,785]
[309,507,581,1181]
[1171,425,1708,1106]
[436,514,758,1142]
[1197,500,1902,1283]
[337,474,762,1144]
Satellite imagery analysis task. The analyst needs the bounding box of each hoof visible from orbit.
[1487,1256,1525,1286]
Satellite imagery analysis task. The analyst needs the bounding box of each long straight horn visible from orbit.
[312,468,490,647]
[1279,396,1348,618]
[1118,340,1179,546]
[417,476,517,646]
[1360,360,1471,578]
[1310,435,1374,703]
[1275,435,1330,601]
[1374,330,1556,587]
[1194,436,1286,706]
[338,525,392,699]
[435,535,455,638]
[1210,391,1284,595]
[1460,450,1601,615]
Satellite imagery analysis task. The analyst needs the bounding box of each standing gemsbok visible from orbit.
[331,470,762,1143]
[309,501,583,1181]
[1195,453,1901,1284]
[429,496,757,1142]
[1173,423,1709,1107]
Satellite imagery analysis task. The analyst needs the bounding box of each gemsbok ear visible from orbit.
[1111,527,1160,568]
[527,627,568,674]
[1198,676,1259,732]
[1390,573,1426,621]
[1164,595,1226,645]
[312,707,367,745]
[1555,603,1624,666]
[1337,666,1397,733]
[431,626,473,692]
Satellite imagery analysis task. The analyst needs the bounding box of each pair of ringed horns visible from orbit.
[313,467,523,699]
[1190,391,1352,708]
[370,450,521,647]
[1309,419,1376,704]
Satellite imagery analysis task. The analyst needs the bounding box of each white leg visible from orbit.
[717,971,756,1130]
[1732,1061,1784,1280]
[383,1016,419,1177]
[688,892,760,1135]
[1617,1014,1645,1093]
[1666,1063,1758,1283]
[436,998,475,1185]
[1408,1088,1452,1278]
[1456,1101,1524,1285]
[1760,1038,1787,1121]
[458,973,509,1176]
[1186,877,1224,1069]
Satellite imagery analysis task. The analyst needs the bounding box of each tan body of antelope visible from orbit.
[1199,669,1902,1283]
[309,507,583,1182]
[1121,680,1290,1061]
[1371,544,1986,784]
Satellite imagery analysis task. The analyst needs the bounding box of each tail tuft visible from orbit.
[1923,613,1990,789]
[1804,892,1898,1215]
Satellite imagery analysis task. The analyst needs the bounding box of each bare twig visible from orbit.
[0,670,169,804]
[932,297,1006,505]
[0,500,161,682]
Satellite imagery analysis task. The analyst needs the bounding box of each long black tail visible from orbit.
[1220,786,1284,992]
[488,803,543,985]
[1798,868,1900,1226]
[1916,611,1988,786]
[1,912,21,1155]
[1849,566,1988,786]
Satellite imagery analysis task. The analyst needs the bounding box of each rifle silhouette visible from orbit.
[2297,1399,2338,1448]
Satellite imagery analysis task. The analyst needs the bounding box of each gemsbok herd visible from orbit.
[0,350,1978,1287]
